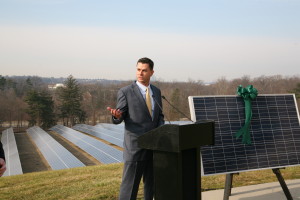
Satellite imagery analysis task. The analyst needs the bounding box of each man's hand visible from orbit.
[0,158,6,177]
[107,107,123,119]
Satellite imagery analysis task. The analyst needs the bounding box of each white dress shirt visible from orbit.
[136,81,154,117]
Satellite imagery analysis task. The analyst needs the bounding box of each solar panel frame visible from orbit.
[27,126,85,170]
[188,94,300,176]
[1,128,23,176]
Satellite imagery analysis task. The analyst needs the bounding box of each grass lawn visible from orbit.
[1,164,300,200]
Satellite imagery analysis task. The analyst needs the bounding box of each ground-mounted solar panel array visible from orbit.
[1,128,23,176]
[2,120,194,174]
[73,124,124,148]
[27,126,85,170]
[95,123,125,133]
[189,94,300,175]
[50,125,123,164]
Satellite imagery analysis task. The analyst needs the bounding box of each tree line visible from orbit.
[0,74,300,129]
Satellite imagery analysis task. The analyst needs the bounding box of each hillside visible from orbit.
[1,164,300,200]
[0,164,124,200]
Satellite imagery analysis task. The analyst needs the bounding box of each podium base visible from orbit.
[153,148,201,200]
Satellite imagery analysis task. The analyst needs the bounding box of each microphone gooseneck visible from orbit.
[152,95,171,124]
[161,95,193,122]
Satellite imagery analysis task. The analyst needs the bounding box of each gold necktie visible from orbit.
[146,87,152,116]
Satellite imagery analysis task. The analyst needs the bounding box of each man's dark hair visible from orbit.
[137,57,154,70]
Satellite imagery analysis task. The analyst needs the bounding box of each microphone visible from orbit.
[152,95,171,124]
[161,95,194,122]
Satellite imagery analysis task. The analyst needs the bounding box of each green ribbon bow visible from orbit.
[235,85,258,145]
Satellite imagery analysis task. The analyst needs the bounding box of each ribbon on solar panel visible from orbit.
[189,94,300,175]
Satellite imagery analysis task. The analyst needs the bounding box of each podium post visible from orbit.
[138,121,214,200]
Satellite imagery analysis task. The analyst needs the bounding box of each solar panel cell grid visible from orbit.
[50,125,123,164]
[189,94,300,175]
[27,126,85,170]
[73,124,124,148]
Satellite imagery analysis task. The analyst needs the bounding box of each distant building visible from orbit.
[48,83,65,90]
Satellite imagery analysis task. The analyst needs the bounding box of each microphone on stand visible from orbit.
[152,95,171,124]
[161,95,194,122]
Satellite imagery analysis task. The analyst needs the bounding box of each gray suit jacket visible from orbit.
[112,81,164,161]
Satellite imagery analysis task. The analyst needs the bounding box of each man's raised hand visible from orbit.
[107,107,123,119]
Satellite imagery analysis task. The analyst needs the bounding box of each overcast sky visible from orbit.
[0,0,299,82]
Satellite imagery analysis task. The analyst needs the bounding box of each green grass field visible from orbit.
[1,164,300,200]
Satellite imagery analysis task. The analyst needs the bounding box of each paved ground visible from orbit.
[202,179,300,200]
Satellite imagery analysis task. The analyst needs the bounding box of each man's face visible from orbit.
[136,62,154,86]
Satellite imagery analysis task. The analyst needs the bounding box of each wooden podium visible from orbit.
[138,121,215,200]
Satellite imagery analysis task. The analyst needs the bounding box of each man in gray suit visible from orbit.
[107,57,164,200]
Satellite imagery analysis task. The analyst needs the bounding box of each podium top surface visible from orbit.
[138,121,214,152]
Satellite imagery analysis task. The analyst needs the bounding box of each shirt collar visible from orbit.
[136,81,150,91]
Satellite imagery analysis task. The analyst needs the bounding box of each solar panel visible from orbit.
[96,122,191,130]
[170,121,193,125]
[95,123,125,134]
[73,124,124,148]
[27,126,85,170]
[1,128,23,176]
[50,125,123,164]
[188,94,300,175]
